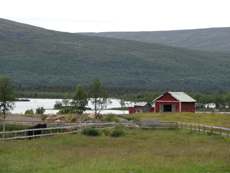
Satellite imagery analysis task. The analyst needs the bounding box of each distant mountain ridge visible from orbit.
[80,27,230,51]
[0,18,230,92]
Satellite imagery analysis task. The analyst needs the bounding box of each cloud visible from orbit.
[1,0,230,32]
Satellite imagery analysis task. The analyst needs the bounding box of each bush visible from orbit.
[41,114,48,122]
[54,101,62,109]
[57,107,76,114]
[110,129,125,137]
[103,114,115,122]
[103,114,120,122]
[24,109,34,114]
[36,106,45,114]
[82,128,100,136]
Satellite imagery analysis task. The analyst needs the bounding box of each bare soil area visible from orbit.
[5,114,43,123]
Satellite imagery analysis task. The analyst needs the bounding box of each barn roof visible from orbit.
[168,92,196,102]
[134,102,149,106]
[154,92,196,102]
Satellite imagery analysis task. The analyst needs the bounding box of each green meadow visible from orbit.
[1,112,230,172]
[123,112,230,128]
[0,128,230,172]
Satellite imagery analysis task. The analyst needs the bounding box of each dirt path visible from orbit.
[5,114,43,123]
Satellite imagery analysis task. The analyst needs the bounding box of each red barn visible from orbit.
[153,92,196,113]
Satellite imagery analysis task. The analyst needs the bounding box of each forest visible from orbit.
[1,18,230,92]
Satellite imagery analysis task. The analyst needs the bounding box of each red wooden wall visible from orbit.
[129,107,135,114]
[181,102,195,112]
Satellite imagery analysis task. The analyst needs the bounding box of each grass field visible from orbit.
[122,112,230,128]
[0,127,230,173]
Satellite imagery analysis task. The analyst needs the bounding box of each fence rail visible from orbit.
[177,122,230,137]
[0,122,116,141]
[116,122,178,129]
[1,121,229,141]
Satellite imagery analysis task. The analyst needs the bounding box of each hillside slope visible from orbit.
[0,18,230,92]
[81,27,230,51]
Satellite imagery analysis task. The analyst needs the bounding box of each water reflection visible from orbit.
[12,98,130,115]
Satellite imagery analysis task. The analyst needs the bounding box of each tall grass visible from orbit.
[0,128,230,172]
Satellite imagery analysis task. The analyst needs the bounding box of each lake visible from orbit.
[11,98,130,115]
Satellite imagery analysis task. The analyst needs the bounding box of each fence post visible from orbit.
[190,124,192,130]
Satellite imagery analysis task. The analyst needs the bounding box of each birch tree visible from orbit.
[88,77,110,119]
[71,85,88,123]
[0,76,15,138]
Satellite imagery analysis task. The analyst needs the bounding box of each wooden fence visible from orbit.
[0,122,116,141]
[117,121,230,137]
[177,122,230,137]
[116,122,178,129]
[1,121,229,141]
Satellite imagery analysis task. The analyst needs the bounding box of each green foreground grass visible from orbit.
[1,128,230,173]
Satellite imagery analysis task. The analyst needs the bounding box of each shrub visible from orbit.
[103,114,115,122]
[82,128,100,136]
[54,101,62,109]
[41,114,48,122]
[110,129,125,137]
[24,109,34,114]
[103,114,120,122]
[36,106,45,114]
[57,107,76,114]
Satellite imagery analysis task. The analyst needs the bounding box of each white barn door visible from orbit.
[159,104,163,112]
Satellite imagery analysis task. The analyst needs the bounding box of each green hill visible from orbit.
[81,27,230,51]
[0,18,230,92]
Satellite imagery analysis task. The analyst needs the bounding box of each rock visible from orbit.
[71,114,80,122]
[45,115,69,123]
[88,113,103,119]
[125,123,140,129]
[84,118,102,123]
[88,113,96,119]
[54,119,61,123]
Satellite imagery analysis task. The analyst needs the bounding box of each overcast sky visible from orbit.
[1,0,229,33]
